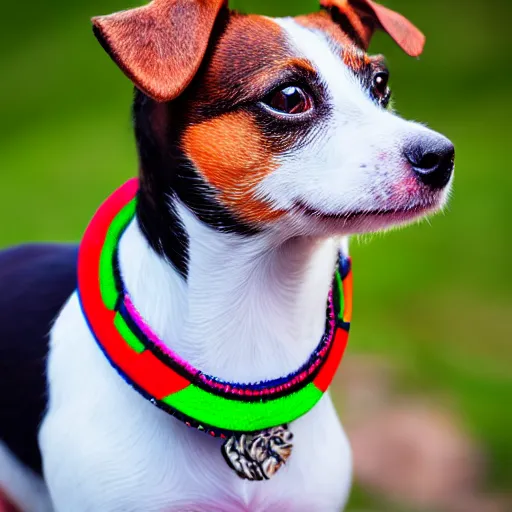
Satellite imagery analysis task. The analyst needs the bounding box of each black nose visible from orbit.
[404,136,455,189]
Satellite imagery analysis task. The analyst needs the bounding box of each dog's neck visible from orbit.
[118,200,341,383]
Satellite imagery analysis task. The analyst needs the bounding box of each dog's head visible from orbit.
[93,0,454,240]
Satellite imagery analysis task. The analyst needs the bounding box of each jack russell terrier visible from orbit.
[0,0,454,510]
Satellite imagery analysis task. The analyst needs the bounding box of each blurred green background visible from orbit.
[1,0,511,510]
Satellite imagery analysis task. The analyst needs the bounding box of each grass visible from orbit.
[1,0,511,508]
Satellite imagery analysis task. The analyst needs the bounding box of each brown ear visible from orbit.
[320,0,425,57]
[92,0,227,102]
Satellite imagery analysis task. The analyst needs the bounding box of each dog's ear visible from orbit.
[92,0,227,102]
[320,0,425,57]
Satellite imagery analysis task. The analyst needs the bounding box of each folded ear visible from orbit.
[320,0,425,57]
[92,0,227,102]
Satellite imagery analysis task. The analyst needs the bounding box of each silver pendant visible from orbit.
[221,425,294,481]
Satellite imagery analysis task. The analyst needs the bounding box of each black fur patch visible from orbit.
[134,90,259,266]
[323,6,366,49]
[171,153,261,236]
[134,93,190,279]
[0,244,78,475]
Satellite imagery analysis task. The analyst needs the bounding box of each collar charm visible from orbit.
[222,425,294,481]
[78,179,353,480]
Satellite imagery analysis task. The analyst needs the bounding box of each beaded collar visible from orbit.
[77,179,353,478]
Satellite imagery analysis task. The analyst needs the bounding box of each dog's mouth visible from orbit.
[292,195,445,232]
[294,202,433,220]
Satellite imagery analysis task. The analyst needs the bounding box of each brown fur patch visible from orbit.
[182,111,285,224]
[287,57,317,76]
[296,11,371,72]
[295,11,354,48]
[189,14,292,110]
[343,46,371,71]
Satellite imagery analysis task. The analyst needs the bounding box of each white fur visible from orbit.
[39,219,352,511]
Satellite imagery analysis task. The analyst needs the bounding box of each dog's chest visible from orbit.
[39,293,352,511]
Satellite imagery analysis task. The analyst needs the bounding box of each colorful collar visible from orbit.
[77,179,352,438]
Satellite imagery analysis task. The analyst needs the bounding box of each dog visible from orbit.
[0,0,455,510]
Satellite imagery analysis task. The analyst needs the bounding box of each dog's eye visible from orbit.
[371,71,391,107]
[373,72,389,94]
[264,86,312,115]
